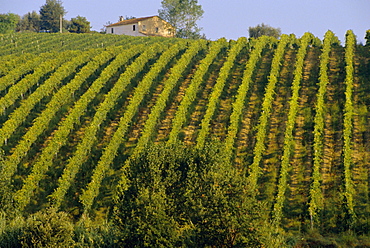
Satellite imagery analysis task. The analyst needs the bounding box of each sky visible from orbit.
[1,0,369,43]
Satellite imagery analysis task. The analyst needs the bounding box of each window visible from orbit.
[155,27,159,33]
[142,25,146,31]
[111,28,114,34]
[133,25,136,31]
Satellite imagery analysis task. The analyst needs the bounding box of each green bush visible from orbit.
[74,215,119,247]
[113,141,266,247]
[20,208,75,248]
[0,212,24,248]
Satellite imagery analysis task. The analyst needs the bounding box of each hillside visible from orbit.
[1,32,370,246]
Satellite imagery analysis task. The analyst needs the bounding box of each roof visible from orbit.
[106,16,159,27]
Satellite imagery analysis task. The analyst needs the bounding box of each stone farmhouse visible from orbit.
[106,16,176,38]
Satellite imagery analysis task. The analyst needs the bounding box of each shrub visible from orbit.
[20,208,75,248]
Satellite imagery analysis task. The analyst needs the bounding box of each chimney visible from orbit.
[119,16,124,21]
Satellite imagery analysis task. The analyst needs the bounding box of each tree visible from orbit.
[17,11,41,32]
[249,23,281,39]
[158,0,204,39]
[123,15,136,20]
[68,16,91,33]
[365,30,370,46]
[113,143,184,247]
[20,208,75,247]
[0,13,19,34]
[39,0,66,32]
[113,142,266,247]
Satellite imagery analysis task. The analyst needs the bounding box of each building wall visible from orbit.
[109,16,175,37]
[109,22,146,36]
[139,16,175,37]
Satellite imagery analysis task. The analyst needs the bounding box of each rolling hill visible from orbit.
[1,31,370,246]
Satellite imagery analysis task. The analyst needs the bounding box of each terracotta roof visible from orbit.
[106,16,157,27]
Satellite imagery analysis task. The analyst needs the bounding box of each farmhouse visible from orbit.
[106,16,176,38]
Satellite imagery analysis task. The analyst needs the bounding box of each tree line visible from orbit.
[0,0,91,34]
[1,0,282,39]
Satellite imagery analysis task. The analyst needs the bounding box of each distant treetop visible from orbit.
[365,30,370,46]
[249,23,281,39]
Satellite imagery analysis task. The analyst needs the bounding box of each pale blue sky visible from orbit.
[1,0,369,43]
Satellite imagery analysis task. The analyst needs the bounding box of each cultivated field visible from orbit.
[1,31,369,236]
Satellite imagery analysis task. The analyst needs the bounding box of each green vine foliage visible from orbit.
[14,46,139,210]
[196,37,247,150]
[167,38,228,145]
[247,34,291,194]
[49,44,164,210]
[308,30,336,227]
[79,41,192,213]
[272,32,313,225]
[223,35,271,164]
[0,49,101,194]
[342,29,356,224]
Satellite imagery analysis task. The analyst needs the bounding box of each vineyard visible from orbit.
[1,31,370,246]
